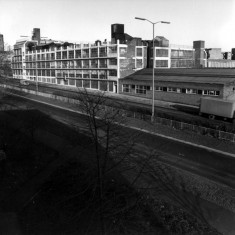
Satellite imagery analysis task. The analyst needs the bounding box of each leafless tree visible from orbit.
[76,89,141,234]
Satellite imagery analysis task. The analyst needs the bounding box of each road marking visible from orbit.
[5,91,235,159]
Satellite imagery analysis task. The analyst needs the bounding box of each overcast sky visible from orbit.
[1,0,234,51]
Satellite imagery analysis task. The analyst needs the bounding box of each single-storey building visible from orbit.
[119,68,235,106]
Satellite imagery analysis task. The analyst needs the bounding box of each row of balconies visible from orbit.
[24,52,118,61]
[24,64,117,69]
[24,70,117,78]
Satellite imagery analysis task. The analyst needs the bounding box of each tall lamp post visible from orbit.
[32,45,38,94]
[135,17,170,122]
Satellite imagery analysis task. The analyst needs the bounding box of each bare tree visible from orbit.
[69,88,220,234]
[76,89,139,234]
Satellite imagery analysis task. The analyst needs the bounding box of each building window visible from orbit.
[99,59,107,68]
[155,60,168,67]
[75,60,82,68]
[167,87,181,93]
[62,51,67,59]
[119,47,127,56]
[56,52,61,59]
[76,79,83,87]
[83,60,89,68]
[186,88,197,94]
[69,51,74,59]
[136,85,147,94]
[109,58,117,65]
[203,90,220,96]
[75,50,81,58]
[99,47,107,57]
[155,49,169,57]
[109,70,117,76]
[123,84,131,93]
[51,53,55,60]
[91,60,98,68]
[136,48,143,57]
[69,79,75,86]
[82,49,89,58]
[91,48,98,58]
[91,80,98,89]
[155,86,163,91]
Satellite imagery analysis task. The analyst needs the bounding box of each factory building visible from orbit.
[12,25,147,93]
[12,24,196,93]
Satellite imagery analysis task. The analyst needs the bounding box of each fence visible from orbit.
[123,110,235,143]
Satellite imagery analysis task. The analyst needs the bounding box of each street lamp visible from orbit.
[135,17,170,122]
[32,45,38,94]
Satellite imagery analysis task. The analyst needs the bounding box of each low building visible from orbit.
[119,68,235,106]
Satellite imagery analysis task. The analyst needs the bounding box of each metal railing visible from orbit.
[122,110,235,143]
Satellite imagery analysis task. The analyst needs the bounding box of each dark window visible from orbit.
[91,80,98,89]
[136,48,142,57]
[197,89,202,95]
[163,87,167,92]
[76,79,82,87]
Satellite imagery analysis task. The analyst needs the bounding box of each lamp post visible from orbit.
[135,17,170,122]
[35,49,38,94]
[32,45,38,94]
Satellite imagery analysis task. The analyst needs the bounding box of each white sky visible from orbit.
[0,0,235,51]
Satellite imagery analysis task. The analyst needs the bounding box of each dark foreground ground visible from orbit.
[0,106,222,235]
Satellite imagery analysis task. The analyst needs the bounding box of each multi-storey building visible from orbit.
[12,25,147,93]
[12,24,199,93]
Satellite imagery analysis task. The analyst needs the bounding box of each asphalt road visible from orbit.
[2,91,234,185]
[1,91,235,235]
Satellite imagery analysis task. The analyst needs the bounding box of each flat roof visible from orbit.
[121,68,235,85]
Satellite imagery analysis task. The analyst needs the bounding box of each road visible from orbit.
[1,90,235,234]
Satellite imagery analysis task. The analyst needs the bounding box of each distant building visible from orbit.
[193,40,235,68]
[0,34,4,51]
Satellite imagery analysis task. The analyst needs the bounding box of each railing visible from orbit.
[123,111,235,143]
